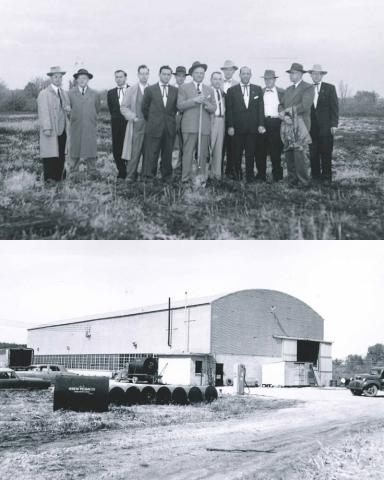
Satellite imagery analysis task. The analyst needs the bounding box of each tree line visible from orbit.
[333,343,384,380]
[0,77,383,116]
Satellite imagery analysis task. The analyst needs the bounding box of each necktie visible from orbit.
[57,89,63,107]
[265,88,273,92]
[216,89,222,116]
[314,83,320,93]
[162,85,167,106]
[82,88,85,96]
[197,83,201,94]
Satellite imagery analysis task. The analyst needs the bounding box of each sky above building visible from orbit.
[0,0,382,95]
[0,240,383,359]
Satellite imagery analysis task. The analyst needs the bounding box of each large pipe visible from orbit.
[140,386,156,404]
[125,386,140,405]
[171,386,188,405]
[187,386,203,404]
[156,386,172,405]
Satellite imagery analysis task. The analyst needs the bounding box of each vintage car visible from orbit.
[0,368,50,389]
[348,367,384,397]
[16,364,75,385]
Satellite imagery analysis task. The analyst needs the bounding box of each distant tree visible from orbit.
[24,77,50,99]
[0,342,27,348]
[338,81,349,105]
[366,343,384,366]
[354,90,379,108]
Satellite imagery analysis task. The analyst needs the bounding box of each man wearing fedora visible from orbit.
[173,66,190,173]
[226,66,266,182]
[68,68,100,179]
[261,69,285,182]
[177,61,216,185]
[308,64,339,182]
[221,60,239,179]
[107,70,130,179]
[37,66,70,182]
[141,65,178,181]
[280,63,314,186]
[120,65,150,182]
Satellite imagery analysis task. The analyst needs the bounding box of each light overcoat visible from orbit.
[177,82,216,135]
[120,83,143,162]
[37,85,70,159]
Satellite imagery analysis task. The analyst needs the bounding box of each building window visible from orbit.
[195,360,203,374]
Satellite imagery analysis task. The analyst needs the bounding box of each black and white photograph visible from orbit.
[0,1,383,479]
[0,0,382,239]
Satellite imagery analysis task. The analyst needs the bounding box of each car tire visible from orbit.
[350,389,362,396]
[363,384,378,397]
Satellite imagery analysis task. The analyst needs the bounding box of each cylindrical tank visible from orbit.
[156,386,172,404]
[54,375,109,412]
[128,357,158,376]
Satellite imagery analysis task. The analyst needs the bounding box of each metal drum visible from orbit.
[54,375,109,412]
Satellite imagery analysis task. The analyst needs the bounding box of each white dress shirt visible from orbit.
[263,87,280,117]
[51,84,59,94]
[138,83,147,95]
[117,85,128,105]
[240,83,250,108]
[193,81,203,93]
[78,86,88,95]
[293,79,302,89]
[160,83,169,107]
[313,81,322,108]
[223,79,233,94]
[214,88,224,117]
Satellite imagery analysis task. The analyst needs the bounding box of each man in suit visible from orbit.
[308,64,339,182]
[220,60,239,179]
[68,69,100,179]
[260,70,285,181]
[142,65,178,181]
[37,66,70,182]
[120,65,150,181]
[107,70,130,179]
[177,61,216,185]
[173,66,190,173]
[210,71,226,180]
[226,66,266,182]
[280,63,315,186]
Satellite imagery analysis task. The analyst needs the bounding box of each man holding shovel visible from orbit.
[177,61,216,186]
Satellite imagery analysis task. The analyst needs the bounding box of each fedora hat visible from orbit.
[73,68,93,79]
[221,60,238,71]
[261,69,278,79]
[188,61,208,76]
[47,66,66,77]
[286,63,306,74]
[308,64,328,74]
[173,66,190,76]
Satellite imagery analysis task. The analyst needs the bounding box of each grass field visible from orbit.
[0,113,383,239]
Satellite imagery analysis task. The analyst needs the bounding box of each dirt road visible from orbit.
[1,388,383,479]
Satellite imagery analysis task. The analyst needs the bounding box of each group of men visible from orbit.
[37,60,339,187]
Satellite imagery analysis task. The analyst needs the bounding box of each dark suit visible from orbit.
[226,83,265,181]
[281,80,315,185]
[142,83,178,180]
[107,87,129,178]
[261,87,285,181]
[310,82,339,181]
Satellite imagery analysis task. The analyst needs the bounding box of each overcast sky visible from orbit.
[0,0,382,95]
[0,241,383,359]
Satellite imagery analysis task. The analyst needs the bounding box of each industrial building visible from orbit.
[27,289,333,386]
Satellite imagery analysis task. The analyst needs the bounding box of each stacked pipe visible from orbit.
[109,381,218,406]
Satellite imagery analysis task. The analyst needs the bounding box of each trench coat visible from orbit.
[120,83,142,162]
[68,87,100,159]
[37,85,70,159]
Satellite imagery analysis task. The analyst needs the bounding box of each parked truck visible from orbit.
[0,348,34,370]
[348,367,384,397]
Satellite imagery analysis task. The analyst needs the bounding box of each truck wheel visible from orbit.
[364,385,378,397]
[350,389,362,396]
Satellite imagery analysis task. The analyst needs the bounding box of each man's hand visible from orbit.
[43,129,52,136]
[331,127,337,135]
[228,127,235,136]
[64,105,71,113]
[258,126,266,134]
[133,117,140,123]
[194,95,205,104]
